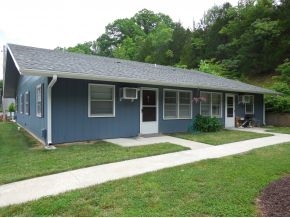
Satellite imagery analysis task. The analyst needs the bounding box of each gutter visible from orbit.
[47,75,57,145]
[21,68,277,95]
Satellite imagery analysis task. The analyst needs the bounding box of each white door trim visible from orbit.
[225,93,235,128]
[140,87,159,134]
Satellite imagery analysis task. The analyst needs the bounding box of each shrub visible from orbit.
[189,114,222,133]
[265,81,290,113]
[8,103,15,113]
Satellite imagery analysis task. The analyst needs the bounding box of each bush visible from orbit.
[265,95,290,113]
[265,81,290,113]
[189,114,222,133]
[8,103,15,112]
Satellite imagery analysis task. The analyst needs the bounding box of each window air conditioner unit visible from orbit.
[121,87,138,100]
[242,95,251,103]
[238,95,250,104]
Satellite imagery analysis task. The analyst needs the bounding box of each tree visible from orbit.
[168,23,192,66]
[113,37,139,60]
[133,9,174,34]
[67,42,96,55]
[63,2,290,82]
[219,0,281,75]
[276,59,290,84]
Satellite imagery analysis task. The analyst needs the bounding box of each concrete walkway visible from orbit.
[1,130,290,207]
[105,135,211,150]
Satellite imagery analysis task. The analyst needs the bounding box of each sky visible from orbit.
[0,0,239,79]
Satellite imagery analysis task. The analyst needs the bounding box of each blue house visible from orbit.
[3,44,276,145]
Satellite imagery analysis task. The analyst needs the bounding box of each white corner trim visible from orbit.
[47,75,58,145]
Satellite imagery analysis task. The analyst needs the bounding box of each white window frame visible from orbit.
[36,84,43,118]
[200,91,223,118]
[163,89,192,120]
[244,95,254,114]
[88,84,115,117]
[20,94,24,114]
[25,91,30,115]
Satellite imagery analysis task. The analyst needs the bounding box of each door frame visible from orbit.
[139,87,159,135]
[225,93,235,128]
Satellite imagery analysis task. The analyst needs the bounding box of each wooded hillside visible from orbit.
[59,0,290,112]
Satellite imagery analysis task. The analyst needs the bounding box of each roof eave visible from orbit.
[21,68,276,95]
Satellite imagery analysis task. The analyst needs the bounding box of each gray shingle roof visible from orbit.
[7,43,276,94]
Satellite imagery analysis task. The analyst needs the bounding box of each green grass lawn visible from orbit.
[171,129,273,145]
[266,126,290,134]
[0,122,187,184]
[1,142,290,216]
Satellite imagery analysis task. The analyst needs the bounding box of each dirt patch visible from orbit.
[257,175,290,216]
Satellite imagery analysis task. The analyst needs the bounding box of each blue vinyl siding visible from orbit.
[50,78,265,144]
[51,79,140,144]
[235,93,264,123]
[51,78,199,144]
[16,75,47,143]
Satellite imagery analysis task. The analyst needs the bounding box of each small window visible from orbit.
[245,95,254,114]
[20,94,24,114]
[200,91,222,118]
[89,84,115,117]
[163,89,192,119]
[36,84,44,117]
[25,91,30,115]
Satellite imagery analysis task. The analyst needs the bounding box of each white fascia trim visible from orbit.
[21,68,275,95]
[47,75,58,145]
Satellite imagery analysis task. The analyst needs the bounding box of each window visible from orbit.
[163,89,192,119]
[20,94,24,114]
[36,84,43,117]
[25,91,30,115]
[89,84,115,117]
[200,91,222,118]
[244,95,254,114]
[164,91,177,119]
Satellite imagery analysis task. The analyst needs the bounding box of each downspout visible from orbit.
[47,75,57,145]
[263,94,266,125]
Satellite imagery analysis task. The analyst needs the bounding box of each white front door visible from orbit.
[225,94,235,128]
[140,88,158,134]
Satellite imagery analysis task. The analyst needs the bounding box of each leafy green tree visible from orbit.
[63,2,290,83]
[133,9,174,34]
[199,59,239,78]
[139,22,173,64]
[199,59,226,76]
[265,60,290,113]
[276,59,290,84]
[113,37,139,60]
[67,42,95,55]
[96,34,115,57]
[105,18,145,45]
[168,23,191,66]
